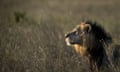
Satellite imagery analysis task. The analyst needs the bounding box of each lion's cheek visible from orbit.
[73,44,89,56]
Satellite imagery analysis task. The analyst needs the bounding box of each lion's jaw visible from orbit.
[65,38,72,46]
[65,37,89,57]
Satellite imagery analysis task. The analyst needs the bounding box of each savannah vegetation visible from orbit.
[0,0,120,72]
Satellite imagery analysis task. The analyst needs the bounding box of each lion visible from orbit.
[65,21,112,72]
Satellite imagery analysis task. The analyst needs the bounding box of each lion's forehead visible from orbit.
[72,23,89,31]
[72,25,81,31]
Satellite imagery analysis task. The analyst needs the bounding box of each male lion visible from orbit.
[65,21,112,72]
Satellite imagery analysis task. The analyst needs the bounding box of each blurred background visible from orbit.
[0,0,120,72]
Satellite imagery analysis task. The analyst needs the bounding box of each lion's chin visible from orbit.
[65,38,72,46]
[66,41,72,46]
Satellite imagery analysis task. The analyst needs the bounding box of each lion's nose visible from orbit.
[65,33,70,38]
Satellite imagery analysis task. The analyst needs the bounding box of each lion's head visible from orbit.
[65,21,112,56]
[65,22,96,56]
[65,22,96,47]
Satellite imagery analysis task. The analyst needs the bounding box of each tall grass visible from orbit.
[0,14,88,72]
[0,0,120,72]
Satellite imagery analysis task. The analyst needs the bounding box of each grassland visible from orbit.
[0,0,120,72]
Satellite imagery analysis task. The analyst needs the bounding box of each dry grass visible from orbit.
[0,0,120,72]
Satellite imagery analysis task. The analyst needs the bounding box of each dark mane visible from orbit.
[85,20,112,45]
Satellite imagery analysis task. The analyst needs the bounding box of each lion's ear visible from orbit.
[85,24,92,32]
[80,23,92,32]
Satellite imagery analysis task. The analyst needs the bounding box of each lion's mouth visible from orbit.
[65,38,75,46]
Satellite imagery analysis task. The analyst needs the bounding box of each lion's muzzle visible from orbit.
[65,38,72,46]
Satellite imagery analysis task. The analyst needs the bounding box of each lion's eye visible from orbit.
[75,31,79,35]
